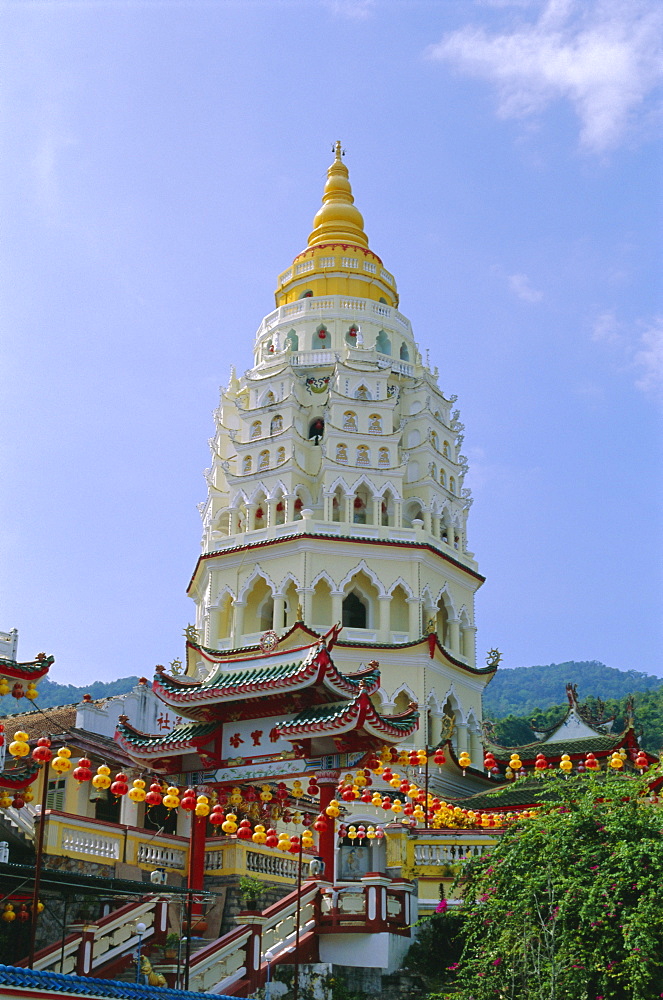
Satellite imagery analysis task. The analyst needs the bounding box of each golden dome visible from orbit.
[307,141,368,249]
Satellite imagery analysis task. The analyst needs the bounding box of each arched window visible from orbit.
[274,494,285,525]
[342,591,367,629]
[439,469,447,487]
[368,414,382,434]
[343,411,358,432]
[284,329,298,351]
[242,456,252,474]
[315,325,330,349]
[263,391,275,406]
[270,415,283,434]
[390,585,409,633]
[381,490,395,526]
[375,330,391,355]
[254,500,266,529]
[399,343,410,361]
[429,463,437,480]
[335,443,348,464]
[345,324,359,345]
[276,446,286,464]
[250,421,262,439]
[309,417,325,443]
[258,450,269,471]
[431,431,439,451]
[449,476,456,494]
[442,441,450,458]
[356,445,370,466]
[299,290,313,299]
[403,500,423,528]
[352,484,372,525]
[378,447,389,467]
[355,384,370,400]
[294,495,304,521]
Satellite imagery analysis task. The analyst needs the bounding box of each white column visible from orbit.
[371,497,381,525]
[464,625,477,664]
[272,596,285,631]
[378,595,390,640]
[447,618,460,653]
[285,494,295,522]
[229,509,240,534]
[245,504,256,531]
[331,591,343,624]
[344,494,353,523]
[422,510,432,534]
[266,498,277,527]
[233,601,246,645]
[407,598,422,638]
[394,498,403,528]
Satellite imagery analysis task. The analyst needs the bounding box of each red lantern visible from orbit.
[145,782,163,807]
[209,806,225,827]
[294,498,303,511]
[399,781,409,794]
[313,814,327,833]
[381,796,392,811]
[288,836,301,854]
[11,683,24,700]
[409,751,419,766]
[353,497,363,509]
[276,502,284,512]
[255,508,264,520]
[265,828,279,848]
[32,738,52,764]
[245,786,258,802]
[341,788,355,802]
[433,750,446,766]
[0,724,4,748]
[180,788,197,811]
[12,794,25,810]
[403,803,414,816]
[237,820,253,841]
[17,906,29,923]
[110,773,129,797]
[361,791,372,803]
[318,330,326,339]
[534,754,548,771]
[72,757,92,783]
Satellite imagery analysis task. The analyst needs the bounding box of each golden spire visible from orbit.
[307,141,369,249]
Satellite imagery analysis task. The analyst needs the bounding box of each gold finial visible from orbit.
[308,143,368,249]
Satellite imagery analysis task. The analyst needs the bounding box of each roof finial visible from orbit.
[333,139,344,161]
[308,143,368,248]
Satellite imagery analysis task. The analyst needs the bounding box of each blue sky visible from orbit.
[1,0,661,686]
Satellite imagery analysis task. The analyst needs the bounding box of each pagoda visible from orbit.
[115,143,498,881]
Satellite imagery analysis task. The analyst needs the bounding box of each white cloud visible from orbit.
[591,309,663,397]
[427,0,663,152]
[591,309,622,344]
[634,316,663,394]
[508,272,543,302]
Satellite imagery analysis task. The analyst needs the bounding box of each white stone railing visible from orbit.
[246,850,298,879]
[255,295,413,339]
[61,828,120,860]
[414,843,488,865]
[136,842,186,869]
[290,350,336,367]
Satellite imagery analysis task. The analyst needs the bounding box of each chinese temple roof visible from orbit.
[0,758,41,790]
[0,653,53,681]
[153,640,381,722]
[277,688,419,754]
[115,718,218,760]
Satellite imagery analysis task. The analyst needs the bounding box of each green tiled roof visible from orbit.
[279,698,418,733]
[116,719,217,750]
[486,734,622,761]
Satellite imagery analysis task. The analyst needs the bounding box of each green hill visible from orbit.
[0,675,139,716]
[483,660,662,718]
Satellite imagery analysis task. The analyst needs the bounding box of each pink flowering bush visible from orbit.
[447,769,663,1000]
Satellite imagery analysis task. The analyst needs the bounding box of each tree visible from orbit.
[450,770,663,1000]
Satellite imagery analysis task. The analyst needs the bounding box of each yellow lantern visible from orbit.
[366,825,376,840]
[458,752,471,773]
[347,825,357,841]
[325,799,340,818]
[560,754,573,773]
[302,830,314,849]
[9,732,30,758]
[277,833,291,852]
[195,794,210,817]
[0,791,11,808]
[52,749,72,773]
[391,800,402,814]
[292,781,303,797]
[2,904,15,923]
[413,806,425,822]
[417,749,427,765]
[259,785,272,802]
[354,772,367,787]
[373,763,384,775]
[371,792,382,807]
[36,900,44,913]
[389,775,401,789]
[0,678,9,696]
[129,778,146,803]
[292,811,302,826]
[92,765,112,790]
[221,812,238,834]
[23,789,34,804]
[609,752,623,770]
[252,824,267,845]
[163,786,180,809]
[25,682,38,701]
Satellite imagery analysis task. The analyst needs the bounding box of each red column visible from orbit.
[189,813,207,917]
[317,770,340,883]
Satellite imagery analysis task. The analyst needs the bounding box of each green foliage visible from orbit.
[487,688,663,755]
[0,675,139,715]
[451,770,663,999]
[238,875,266,905]
[403,910,464,983]
[483,661,662,718]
